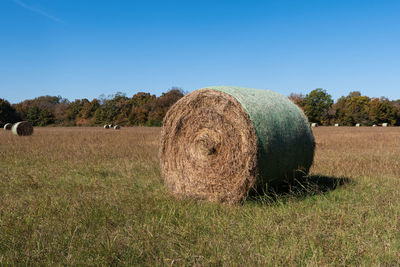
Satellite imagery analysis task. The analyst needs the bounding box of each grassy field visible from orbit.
[1,126,400,265]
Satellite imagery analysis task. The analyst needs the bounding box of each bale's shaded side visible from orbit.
[161,86,315,203]
[12,121,33,136]
[4,123,12,130]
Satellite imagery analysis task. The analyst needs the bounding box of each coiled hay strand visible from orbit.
[4,123,12,130]
[12,121,33,136]
[114,125,120,130]
[104,124,110,129]
[161,86,315,203]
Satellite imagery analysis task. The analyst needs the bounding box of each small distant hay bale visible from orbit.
[356,123,361,127]
[114,125,120,130]
[104,124,110,129]
[334,123,339,127]
[311,123,318,128]
[372,124,377,127]
[161,86,315,203]
[382,123,388,127]
[109,124,113,128]
[12,121,33,136]
[3,123,12,130]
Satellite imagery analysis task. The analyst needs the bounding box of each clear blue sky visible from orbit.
[1,0,400,103]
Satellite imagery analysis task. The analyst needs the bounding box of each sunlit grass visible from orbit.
[1,126,400,265]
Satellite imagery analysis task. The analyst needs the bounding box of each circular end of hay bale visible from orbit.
[104,124,109,129]
[161,87,315,203]
[3,123,12,130]
[12,121,33,136]
[161,89,258,203]
[114,125,120,130]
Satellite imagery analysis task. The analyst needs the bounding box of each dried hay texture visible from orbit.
[12,121,33,136]
[114,125,120,130]
[4,123,12,130]
[160,86,315,203]
[104,125,110,129]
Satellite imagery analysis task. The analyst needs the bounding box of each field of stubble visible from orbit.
[1,126,400,265]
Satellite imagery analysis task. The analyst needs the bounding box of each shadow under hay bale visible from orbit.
[12,121,33,136]
[161,86,315,204]
[3,123,12,130]
[248,175,352,204]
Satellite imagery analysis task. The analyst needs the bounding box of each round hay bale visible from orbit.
[104,124,110,129]
[334,123,339,127]
[114,125,120,130]
[372,124,377,127]
[12,121,33,136]
[356,123,361,127]
[160,86,315,203]
[109,124,113,128]
[3,123,12,130]
[311,123,318,127]
[382,123,388,127]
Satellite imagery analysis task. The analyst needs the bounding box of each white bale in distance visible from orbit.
[372,124,377,127]
[109,124,113,128]
[3,123,12,130]
[114,125,120,130]
[12,121,33,136]
[104,124,110,129]
[382,123,388,127]
[334,123,339,127]
[311,123,318,128]
[356,123,361,127]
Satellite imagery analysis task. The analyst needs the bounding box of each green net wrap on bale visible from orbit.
[160,86,315,203]
[12,121,33,136]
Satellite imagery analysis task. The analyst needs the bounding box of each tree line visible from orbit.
[0,88,184,127]
[289,89,400,126]
[1,88,400,127]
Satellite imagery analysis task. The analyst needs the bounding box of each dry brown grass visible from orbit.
[311,127,400,178]
[1,126,400,265]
